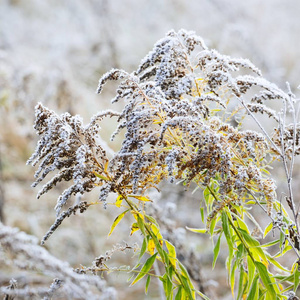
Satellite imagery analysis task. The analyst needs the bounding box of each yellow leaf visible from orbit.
[93,171,109,181]
[165,240,177,268]
[132,211,144,221]
[104,160,109,172]
[147,239,155,255]
[130,222,139,236]
[263,222,273,238]
[115,195,123,208]
[129,195,153,202]
[151,224,162,240]
[108,209,129,237]
[186,227,207,234]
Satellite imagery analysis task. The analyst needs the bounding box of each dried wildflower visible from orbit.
[28,29,296,238]
[0,224,112,300]
[28,30,300,298]
[41,201,89,245]
[27,104,115,216]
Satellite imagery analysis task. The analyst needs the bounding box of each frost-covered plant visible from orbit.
[0,223,116,300]
[28,30,300,299]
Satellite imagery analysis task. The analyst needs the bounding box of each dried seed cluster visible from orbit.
[29,29,299,235]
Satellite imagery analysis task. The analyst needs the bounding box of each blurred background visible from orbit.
[0,0,300,299]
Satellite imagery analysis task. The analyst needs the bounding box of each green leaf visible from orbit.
[139,237,148,261]
[261,239,280,248]
[203,186,210,204]
[247,255,255,291]
[246,275,259,300]
[234,214,249,233]
[178,261,195,298]
[145,214,159,226]
[209,215,218,236]
[294,268,300,292]
[175,286,183,300]
[274,245,292,258]
[131,253,158,286]
[237,266,245,300]
[212,233,222,269]
[149,226,164,258]
[254,261,277,299]
[230,260,237,297]
[195,290,210,300]
[263,222,273,238]
[221,211,233,258]
[178,261,191,279]
[108,209,129,236]
[200,207,205,223]
[136,214,146,235]
[279,231,286,253]
[165,240,177,268]
[93,171,109,181]
[274,274,294,282]
[237,228,268,264]
[265,253,289,272]
[180,275,194,300]
[160,273,173,300]
[186,227,207,234]
[145,275,151,294]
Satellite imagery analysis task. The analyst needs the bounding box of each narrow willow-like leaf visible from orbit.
[139,237,148,261]
[263,222,273,238]
[161,272,173,300]
[165,240,177,268]
[136,214,146,235]
[261,239,280,248]
[265,253,289,272]
[177,261,196,299]
[129,195,153,202]
[195,290,211,300]
[247,255,255,291]
[149,229,165,260]
[254,261,277,299]
[209,215,218,236]
[131,253,158,286]
[145,214,159,226]
[293,268,300,292]
[237,228,268,264]
[108,209,129,236]
[237,266,246,300]
[186,227,207,234]
[234,214,250,233]
[145,275,151,294]
[274,245,292,258]
[200,207,205,223]
[246,274,259,300]
[180,274,194,300]
[230,260,237,297]
[212,233,222,269]
[92,171,109,181]
[175,286,183,300]
[221,211,233,257]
